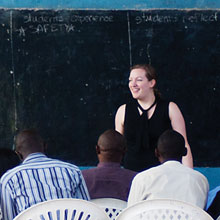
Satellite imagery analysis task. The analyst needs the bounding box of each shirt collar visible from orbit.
[97,162,121,168]
[162,160,182,165]
[23,152,47,164]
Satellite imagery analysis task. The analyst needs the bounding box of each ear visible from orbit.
[96,145,101,154]
[149,79,156,88]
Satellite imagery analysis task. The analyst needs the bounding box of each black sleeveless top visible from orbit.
[123,98,172,172]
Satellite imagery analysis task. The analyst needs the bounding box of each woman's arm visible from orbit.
[115,104,126,135]
[169,102,193,168]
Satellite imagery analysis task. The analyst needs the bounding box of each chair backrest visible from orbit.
[116,199,214,220]
[91,198,127,220]
[13,198,110,220]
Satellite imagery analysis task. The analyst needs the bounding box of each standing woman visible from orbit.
[115,64,193,172]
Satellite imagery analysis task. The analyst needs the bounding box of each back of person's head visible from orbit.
[0,148,20,178]
[15,129,45,160]
[156,129,187,162]
[96,129,126,162]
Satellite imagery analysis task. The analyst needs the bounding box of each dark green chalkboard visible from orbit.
[0,9,219,166]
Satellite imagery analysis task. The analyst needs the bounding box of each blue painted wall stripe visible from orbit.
[0,0,220,9]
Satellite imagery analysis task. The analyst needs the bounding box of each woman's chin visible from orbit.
[131,94,139,99]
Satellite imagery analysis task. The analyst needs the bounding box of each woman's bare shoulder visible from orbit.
[115,104,126,134]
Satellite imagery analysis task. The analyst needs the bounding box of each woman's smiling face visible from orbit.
[128,68,155,100]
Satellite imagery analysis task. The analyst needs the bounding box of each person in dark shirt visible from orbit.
[115,64,193,171]
[0,148,20,220]
[207,191,220,219]
[0,148,20,178]
[82,129,137,201]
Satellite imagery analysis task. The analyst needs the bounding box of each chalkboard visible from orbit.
[0,9,219,166]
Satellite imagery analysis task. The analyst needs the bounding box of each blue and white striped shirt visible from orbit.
[0,153,90,220]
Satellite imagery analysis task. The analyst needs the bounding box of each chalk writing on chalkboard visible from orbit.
[134,12,218,24]
[24,14,114,23]
[15,13,115,36]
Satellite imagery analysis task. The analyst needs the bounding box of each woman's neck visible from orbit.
[137,93,156,109]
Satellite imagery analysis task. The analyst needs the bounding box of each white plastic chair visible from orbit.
[13,198,110,220]
[91,198,127,220]
[116,199,214,220]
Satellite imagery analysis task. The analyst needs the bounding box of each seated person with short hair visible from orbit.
[0,129,90,220]
[82,129,137,201]
[128,129,209,209]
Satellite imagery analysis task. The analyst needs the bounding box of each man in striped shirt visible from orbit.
[0,129,90,220]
